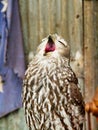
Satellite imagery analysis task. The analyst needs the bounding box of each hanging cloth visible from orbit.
[0,0,25,117]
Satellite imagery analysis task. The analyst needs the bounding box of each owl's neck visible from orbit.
[35,55,70,70]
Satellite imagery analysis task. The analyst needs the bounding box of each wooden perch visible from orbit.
[85,87,98,130]
[85,87,98,118]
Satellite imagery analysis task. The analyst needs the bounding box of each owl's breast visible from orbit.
[23,57,84,130]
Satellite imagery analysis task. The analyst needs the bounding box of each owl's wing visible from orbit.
[69,82,85,114]
[55,80,85,130]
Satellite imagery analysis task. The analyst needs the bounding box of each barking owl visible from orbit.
[23,34,85,130]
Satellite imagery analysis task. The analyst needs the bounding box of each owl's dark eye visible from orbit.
[58,40,67,47]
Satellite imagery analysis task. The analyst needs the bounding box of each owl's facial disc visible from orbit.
[45,36,55,53]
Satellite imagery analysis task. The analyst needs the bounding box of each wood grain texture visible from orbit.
[83,0,95,102]
[0,0,98,130]
[83,1,98,130]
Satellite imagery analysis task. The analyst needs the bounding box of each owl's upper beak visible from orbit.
[48,35,54,45]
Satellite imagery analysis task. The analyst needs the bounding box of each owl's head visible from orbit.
[36,34,70,59]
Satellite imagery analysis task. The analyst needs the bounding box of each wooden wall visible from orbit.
[0,0,98,130]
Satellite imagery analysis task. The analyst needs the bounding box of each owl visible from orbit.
[23,34,85,130]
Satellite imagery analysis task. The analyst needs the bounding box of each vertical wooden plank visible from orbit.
[83,1,97,130]
[49,0,56,34]
[93,0,98,88]
[61,0,69,41]
[67,0,84,92]
[28,0,39,54]
[67,0,75,45]
[55,0,61,33]
[38,0,50,41]
[92,0,98,129]
[0,0,86,130]
[19,0,29,63]
[19,0,29,49]
[83,0,95,102]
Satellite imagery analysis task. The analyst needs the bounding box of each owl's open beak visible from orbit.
[45,35,55,53]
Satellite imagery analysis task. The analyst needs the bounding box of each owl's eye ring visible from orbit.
[58,40,67,47]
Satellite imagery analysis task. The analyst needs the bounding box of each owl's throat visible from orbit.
[45,36,55,53]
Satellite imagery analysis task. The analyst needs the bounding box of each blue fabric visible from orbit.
[0,0,25,117]
[0,2,7,68]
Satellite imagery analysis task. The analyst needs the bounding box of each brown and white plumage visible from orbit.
[23,34,85,130]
